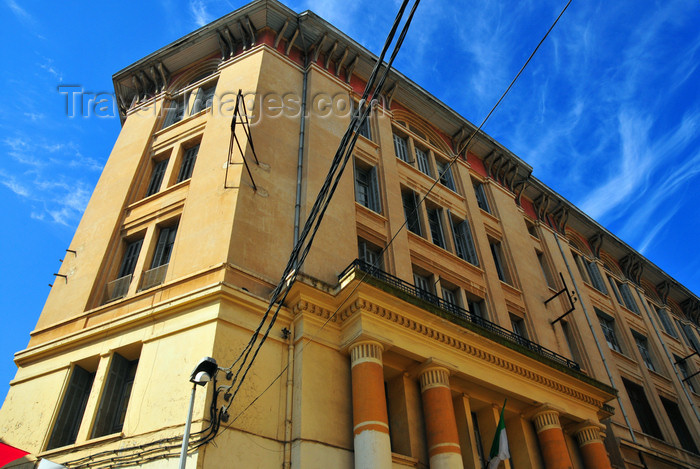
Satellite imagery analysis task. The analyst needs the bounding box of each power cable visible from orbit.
[218,0,419,411]
[222,0,574,431]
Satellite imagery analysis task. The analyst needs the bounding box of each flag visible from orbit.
[38,459,68,469]
[0,441,29,466]
[487,400,510,469]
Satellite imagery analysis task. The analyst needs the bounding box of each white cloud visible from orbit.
[6,0,34,25]
[39,59,63,82]
[190,0,211,28]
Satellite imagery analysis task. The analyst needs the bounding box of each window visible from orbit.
[413,271,432,301]
[92,353,138,438]
[510,314,528,339]
[633,331,655,372]
[415,147,432,177]
[622,378,664,440]
[467,296,487,321]
[442,287,460,315]
[142,224,178,290]
[106,238,143,302]
[162,97,186,128]
[561,320,584,366]
[526,219,539,238]
[145,158,169,197]
[358,238,383,270]
[357,116,372,140]
[618,282,641,315]
[586,261,608,294]
[471,412,487,469]
[596,309,622,353]
[473,181,490,213]
[489,240,510,284]
[677,320,700,352]
[151,225,178,269]
[607,274,624,305]
[191,83,216,114]
[393,133,410,162]
[660,397,699,453]
[427,207,445,249]
[450,214,479,266]
[46,365,95,450]
[177,144,200,183]
[402,190,422,236]
[675,356,696,393]
[163,80,217,129]
[435,158,455,191]
[354,162,381,213]
[656,307,678,338]
[571,251,590,283]
[537,251,556,289]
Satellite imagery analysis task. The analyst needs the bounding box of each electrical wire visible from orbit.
[221,0,574,434]
[67,0,573,465]
[217,0,419,413]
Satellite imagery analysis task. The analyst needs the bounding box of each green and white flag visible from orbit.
[488,400,510,469]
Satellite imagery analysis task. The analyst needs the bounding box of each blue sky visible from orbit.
[0,0,698,403]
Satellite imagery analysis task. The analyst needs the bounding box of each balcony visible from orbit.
[103,274,132,303]
[140,264,169,291]
[340,259,580,371]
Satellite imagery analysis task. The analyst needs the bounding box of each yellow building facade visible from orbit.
[1,1,699,468]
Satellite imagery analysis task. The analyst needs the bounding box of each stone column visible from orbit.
[532,406,573,469]
[349,340,392,469]
[419,366,464,469]
[574,422,611,469]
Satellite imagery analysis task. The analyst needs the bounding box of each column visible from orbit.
[532,406,573,469]
[574,422,611,469]
[349,340,392,469]
[419,366,464,469]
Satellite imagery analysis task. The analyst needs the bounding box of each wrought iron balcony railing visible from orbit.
[340,259,580,371]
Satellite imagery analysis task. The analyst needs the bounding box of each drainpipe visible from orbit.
[293,62,309,250]
[553,231,638,443]
[634,286,700,422]
[283,323,296,469]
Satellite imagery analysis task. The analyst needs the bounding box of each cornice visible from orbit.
[293,295,614,409]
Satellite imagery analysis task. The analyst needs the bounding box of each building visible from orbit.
[1,0,699,468]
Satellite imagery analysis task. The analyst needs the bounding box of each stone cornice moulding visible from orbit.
[293,294,610,409]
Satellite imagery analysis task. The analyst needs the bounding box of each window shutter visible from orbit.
[369,167,381,213]
[47,366,94,449]
[177,145,200,183]
[92,353,130,438]
[151,225,178,269]
[146,159,169,197]
[118,239,143,278]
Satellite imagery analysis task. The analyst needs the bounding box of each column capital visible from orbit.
[571,420,606,447]
[419,366,451,392]
[531,405,562,434]
[349,340,383,367]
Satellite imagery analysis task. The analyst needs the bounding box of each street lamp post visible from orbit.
[178,357,218,469]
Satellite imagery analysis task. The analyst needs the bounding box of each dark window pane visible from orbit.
[146,159,169,197]
[393,134,409,162]
[622,378,663,440]
[473,182,490,213]
[177,144,200,183]
[92,353,139,437]
[660,397,698,453]
[151,225,178,269]
[451,217,479,266]
[118,239,143,278]
[47,366,95,450]
[427,208,445,248]
[402,191,421,235]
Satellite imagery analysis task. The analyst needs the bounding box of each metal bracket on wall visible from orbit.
[547,272,578,325]
[225,89,259,191]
